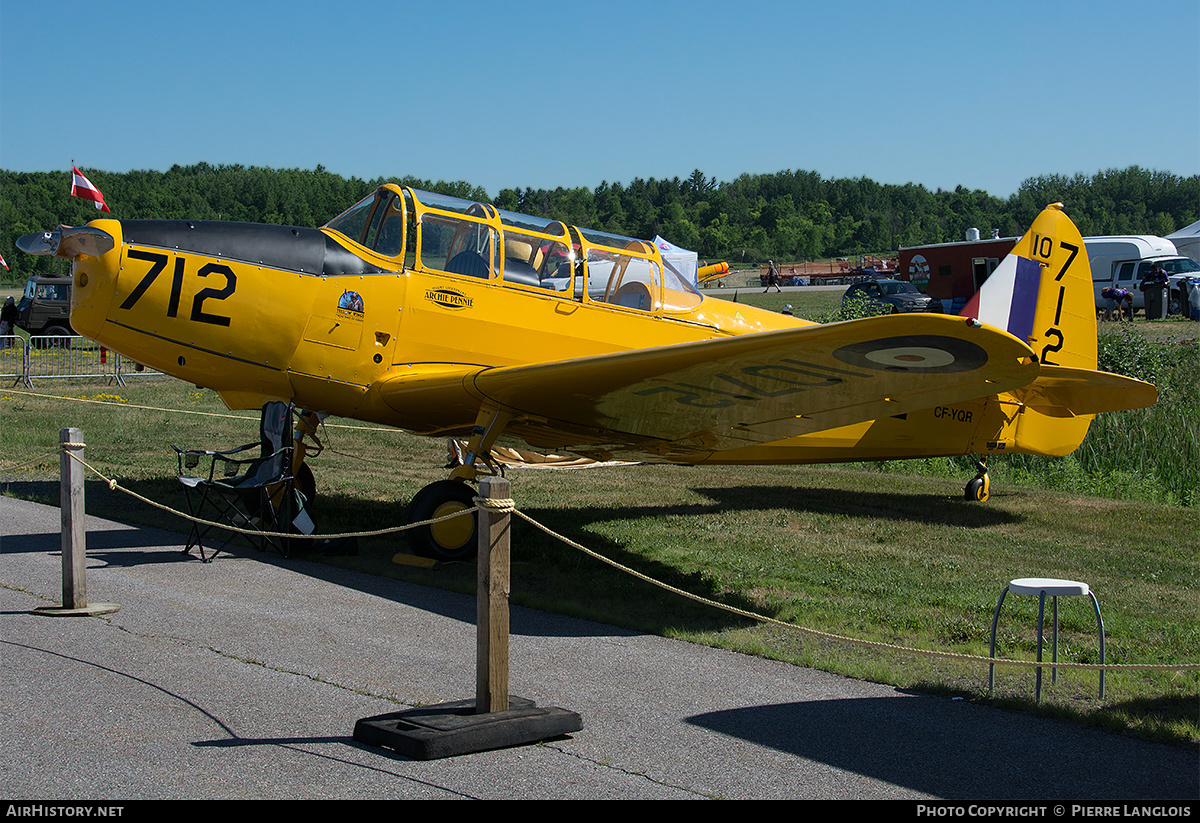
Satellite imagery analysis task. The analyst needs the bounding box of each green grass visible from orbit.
[2,378,1196,746]
[703,285,843,321]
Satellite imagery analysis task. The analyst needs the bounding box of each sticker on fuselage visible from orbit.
[424,287,473,311]
[338,290,365,320]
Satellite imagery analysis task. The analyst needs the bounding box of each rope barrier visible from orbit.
[473,496,516,512]
[0,447,63,474]
[17,443,1200,676]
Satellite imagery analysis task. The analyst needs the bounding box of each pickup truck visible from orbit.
[1085,235,1200,315]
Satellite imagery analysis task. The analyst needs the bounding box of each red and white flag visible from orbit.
[71,166,111,213]
[0,253,8,271]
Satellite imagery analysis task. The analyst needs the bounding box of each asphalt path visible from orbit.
[1,495,1196,801]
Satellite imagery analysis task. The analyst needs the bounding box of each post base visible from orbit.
[33,603,120,617]
[354,696,582,760]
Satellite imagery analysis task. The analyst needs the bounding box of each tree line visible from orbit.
[3,162,1196,283]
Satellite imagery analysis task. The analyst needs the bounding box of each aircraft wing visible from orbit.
[378,313,1040,456]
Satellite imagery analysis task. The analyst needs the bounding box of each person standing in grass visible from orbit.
[1140,262,1170,319]
[0,297,18,346]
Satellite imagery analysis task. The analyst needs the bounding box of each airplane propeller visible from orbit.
[17,225,115,258]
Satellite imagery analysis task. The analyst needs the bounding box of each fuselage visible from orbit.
[64,186,1103,465]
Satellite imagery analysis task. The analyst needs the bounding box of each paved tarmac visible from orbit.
[1,495,1196,801]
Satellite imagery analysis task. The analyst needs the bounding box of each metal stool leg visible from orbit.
[988,585,1010,691]
[1035,592,1046,702]
[1051,594,1060,687]
[1089,591,1106,698]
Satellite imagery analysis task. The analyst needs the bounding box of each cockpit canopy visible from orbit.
[324,185,702,313]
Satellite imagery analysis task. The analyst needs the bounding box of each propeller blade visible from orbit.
[16,228,61,256]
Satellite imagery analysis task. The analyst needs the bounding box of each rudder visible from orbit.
[961,203,1097,371]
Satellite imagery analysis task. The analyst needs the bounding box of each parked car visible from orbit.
[842,279,937,314]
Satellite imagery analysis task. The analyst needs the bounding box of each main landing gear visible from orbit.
[405,406,512,562]
[406,479,479,561]
[965,459,990,502]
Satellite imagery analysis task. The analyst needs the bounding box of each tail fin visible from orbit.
[961,205,1138,457]
[961,203,1097,371]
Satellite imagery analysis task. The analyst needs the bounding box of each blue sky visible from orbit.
[1,0,1196,200]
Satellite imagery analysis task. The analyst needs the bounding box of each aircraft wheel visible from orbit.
[965,475,990,502]
[406,479,478,561]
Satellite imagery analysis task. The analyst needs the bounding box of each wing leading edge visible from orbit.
[376,313,1040,458]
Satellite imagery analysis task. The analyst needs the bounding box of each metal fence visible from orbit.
[3,335,164,387]
[0,336,25,384]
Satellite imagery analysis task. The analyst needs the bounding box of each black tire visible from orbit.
[406,480,478,561]
[965,476,989,502]
[1168,290,1182,316]
[42,326,72,348]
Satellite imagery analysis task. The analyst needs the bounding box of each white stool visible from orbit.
[989,578,1105,700]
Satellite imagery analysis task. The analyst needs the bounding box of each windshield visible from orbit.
[1163,258,1200,274]
[324,192,376,243]
[661,256,702,311]
[881,281,918,295]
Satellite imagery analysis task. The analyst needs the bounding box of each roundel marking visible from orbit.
[832,335,988,374]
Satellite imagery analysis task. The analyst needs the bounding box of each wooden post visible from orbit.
[60,428,87,610]
[354,473,581,758]
[34,428,118,617]
[476,475,511,714]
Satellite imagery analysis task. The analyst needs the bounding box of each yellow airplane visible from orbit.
[18,187,1156,559]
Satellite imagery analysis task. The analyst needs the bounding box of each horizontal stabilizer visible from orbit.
[1009,365,1157,417]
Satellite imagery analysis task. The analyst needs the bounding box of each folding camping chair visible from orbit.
[173,401,314,562]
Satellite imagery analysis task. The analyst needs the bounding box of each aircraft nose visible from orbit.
[64,221,122,341]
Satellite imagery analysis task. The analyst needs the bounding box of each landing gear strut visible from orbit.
[965,459,990,502]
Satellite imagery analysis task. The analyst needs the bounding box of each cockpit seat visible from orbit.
[614,280,652,310]
[446,250,490,279]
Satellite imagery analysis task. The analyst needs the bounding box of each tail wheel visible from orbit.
[965,475,990,502]
[406,480,478,561]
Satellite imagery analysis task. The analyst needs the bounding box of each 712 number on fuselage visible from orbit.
[120,249,237,327]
